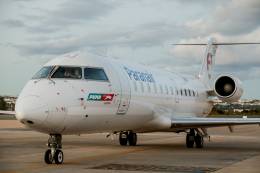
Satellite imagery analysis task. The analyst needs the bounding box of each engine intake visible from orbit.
[214,75,243,102]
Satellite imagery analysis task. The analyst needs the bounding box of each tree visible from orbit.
[0,97,7,110]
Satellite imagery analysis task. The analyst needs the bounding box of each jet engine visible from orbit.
[214,75,243,102]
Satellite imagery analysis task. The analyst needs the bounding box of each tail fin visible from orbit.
[199,37,218,86]
[172,38,260,88]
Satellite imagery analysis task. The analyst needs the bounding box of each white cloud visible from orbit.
[1,0,260,98]
[186,0,260,35]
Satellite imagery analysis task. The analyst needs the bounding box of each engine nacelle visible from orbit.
[214,75,243,102]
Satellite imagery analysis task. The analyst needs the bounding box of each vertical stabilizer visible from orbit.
[173,38,260,88]
[199,37,218,87]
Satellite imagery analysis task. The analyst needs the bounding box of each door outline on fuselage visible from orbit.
[116,66,131,115]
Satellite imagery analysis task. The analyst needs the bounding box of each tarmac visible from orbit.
[0,120,260,173]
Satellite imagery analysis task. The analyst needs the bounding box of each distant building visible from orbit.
[3,96,17,111]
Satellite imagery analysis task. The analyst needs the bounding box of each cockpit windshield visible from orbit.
[84,67,108,81]
[32,66,54,79]
[51,66,82,79]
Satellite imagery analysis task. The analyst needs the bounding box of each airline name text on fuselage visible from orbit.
[124,66,155,83]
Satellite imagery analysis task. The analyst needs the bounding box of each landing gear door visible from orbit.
[116,66,131,115]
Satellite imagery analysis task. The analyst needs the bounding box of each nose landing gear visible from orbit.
[44,134,64,164]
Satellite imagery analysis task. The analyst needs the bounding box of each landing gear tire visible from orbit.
[195,134,204,148]
[44,149,52,164]
[186,129,195,148]
[44,134,64,164]
[54,149,64,164]
[119,132,128,146]
[186,129,204,149]
[119,131,137,146]
[128,132,137,146]
[186,133,195,148]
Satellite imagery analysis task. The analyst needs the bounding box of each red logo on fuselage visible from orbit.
[207,53,212,70]
[101,94,114,101]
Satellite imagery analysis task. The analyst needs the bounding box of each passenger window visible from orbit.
[52,66,82,79]
[180,90,183,96]
[147,83,151,93]
[170,86,174,95]
[32,66,54,79]
[84,67,108,81]
[153,83,157,94]
[188,90,191,96]
[133,80,138,92]
[184,89,187,96]
[165,85,169,95]
[140,82,144,93]
[160,85,163,94]
[193,91,196,97]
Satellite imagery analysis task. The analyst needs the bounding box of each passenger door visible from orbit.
[114,66,131,115]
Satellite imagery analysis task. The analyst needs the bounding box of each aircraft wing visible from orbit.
[0,110,16,115]
[171,117,260,129]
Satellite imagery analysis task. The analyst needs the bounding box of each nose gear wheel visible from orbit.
[44,134,64,164]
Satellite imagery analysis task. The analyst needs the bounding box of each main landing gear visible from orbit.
[186,129,204,148]
[44,134,64,164]
[119,131,137,146]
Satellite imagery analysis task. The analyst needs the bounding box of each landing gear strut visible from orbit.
[44,134,64,164]
[186,129,204,148]
[119,131,137,146]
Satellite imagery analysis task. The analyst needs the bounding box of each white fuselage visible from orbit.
[15,53,212,135]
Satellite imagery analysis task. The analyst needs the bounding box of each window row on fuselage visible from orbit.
[177,88,199,97]
[131,80,199,97]
[32,66,109,81]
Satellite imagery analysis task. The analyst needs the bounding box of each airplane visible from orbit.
[1,37,260,165]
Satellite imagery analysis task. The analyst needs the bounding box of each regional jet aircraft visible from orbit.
[2,38,260,164]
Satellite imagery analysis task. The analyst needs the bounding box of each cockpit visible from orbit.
[32,66,109,81]
[52,67,82,79]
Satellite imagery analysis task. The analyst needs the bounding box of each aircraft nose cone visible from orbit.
[15,95,49,125]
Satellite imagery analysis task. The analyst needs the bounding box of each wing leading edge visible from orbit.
[171,117,260,129]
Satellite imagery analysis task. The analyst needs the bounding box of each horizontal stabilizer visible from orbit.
[172,42,260,46]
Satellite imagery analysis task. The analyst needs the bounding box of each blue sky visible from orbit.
[0,0,260,99]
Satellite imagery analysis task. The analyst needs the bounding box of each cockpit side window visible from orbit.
[84,67,108,81]
[32,66,54,79]
[51,66,82,79]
